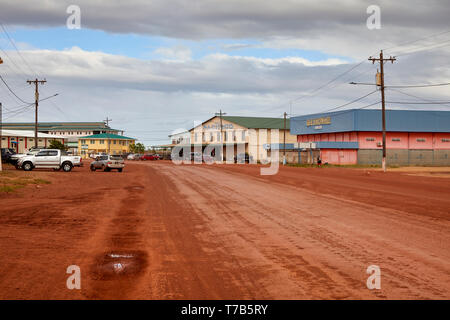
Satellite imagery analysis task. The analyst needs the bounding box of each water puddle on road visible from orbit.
[91,250,148,280]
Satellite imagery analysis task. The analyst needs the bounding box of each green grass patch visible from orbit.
[32,178,51,185]
[0,184,25,193]
[0,176,51,193]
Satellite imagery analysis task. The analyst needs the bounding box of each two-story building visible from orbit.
[78,133,136,159]
[172,115,297,162]
[3,122,122,154]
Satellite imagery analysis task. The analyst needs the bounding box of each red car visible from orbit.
[140,154,158,161]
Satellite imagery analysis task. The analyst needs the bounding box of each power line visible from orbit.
[386,101,450,105]
[264,60,368,113]
[290,89,378,117]
[323,90,378,112]
[391,38,450,57]
[386,82,450,88]
[383,29,450,52]
[388,87,450,108]
[0,23,40,77]
[0,74,32,104]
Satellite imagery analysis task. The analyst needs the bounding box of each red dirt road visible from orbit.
[0,162,449,299]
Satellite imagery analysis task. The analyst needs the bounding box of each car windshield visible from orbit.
[110,156,122,160]
[100,156,108,160]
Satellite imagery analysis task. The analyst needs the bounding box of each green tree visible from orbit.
[49,139,68,151]
[130,142,145,154]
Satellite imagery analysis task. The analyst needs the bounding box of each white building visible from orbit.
[0,129,66,153]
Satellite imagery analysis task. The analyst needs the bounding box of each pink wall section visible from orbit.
[298,132,450,150]
[434,133,450,149]
[321,149,357,165]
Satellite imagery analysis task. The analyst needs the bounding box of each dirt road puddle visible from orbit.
[91,250,148,280]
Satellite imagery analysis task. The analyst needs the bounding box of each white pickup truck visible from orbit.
[16,149,82,172]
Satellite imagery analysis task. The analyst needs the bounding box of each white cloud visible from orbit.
[153,46,192,61]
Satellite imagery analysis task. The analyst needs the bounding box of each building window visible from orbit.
[113,140,116,145]
[417,138,426,142]
[99,140,104,144]
[392,138,401,142]
[366,138,375,141]
[210,133,213,142]
[81,140,86,144]
[217,132,221,141]
[224,131,228,141]
[90,140,95,144]
[242,130,246,141]
[195,133,198,142]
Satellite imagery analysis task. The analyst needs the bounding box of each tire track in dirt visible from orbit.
[158,163,450,299]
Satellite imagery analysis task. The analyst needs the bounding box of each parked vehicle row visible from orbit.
[15,149,82,172]
[127,153,162,161]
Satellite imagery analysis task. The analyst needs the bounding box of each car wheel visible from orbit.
[105,167,110,172]
[62,162,73,172]
[23,162,33,171]
[90,165,96,172]
[118,168,123,172]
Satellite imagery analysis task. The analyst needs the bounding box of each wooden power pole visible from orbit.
[104,117,112,154]
[283,112,287,165]
[214,109,226,161]
[369,50,396,172]
[1,56,3,171]
[27,79,46,148]
[0,102,2,172]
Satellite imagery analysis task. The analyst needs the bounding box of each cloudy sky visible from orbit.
[0,0,449,145]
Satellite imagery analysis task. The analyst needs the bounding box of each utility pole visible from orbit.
[0,102,2,172]
[369,50,396,172]
[1,56,4,172]
[27,79,46,148]
[103,117,112,154]
[283,112,287,165]
[215,109,226,161]
[104,117,112,127]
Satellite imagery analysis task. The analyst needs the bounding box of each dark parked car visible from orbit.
[234,153,253,163]
[1,148,16,163]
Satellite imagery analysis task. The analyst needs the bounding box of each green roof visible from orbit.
[221,116,290,129]
[80,133,135,140]
[3,122,116,131]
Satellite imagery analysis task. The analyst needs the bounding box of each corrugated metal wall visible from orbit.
[357,149,450,165]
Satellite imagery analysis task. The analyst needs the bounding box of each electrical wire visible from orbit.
[0,75,32,104]
[382,29,450,52]
[386,82,450,88]
[388,88,450,108]
[0,23,40,77]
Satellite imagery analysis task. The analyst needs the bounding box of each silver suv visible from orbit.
[90,155,125,172]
